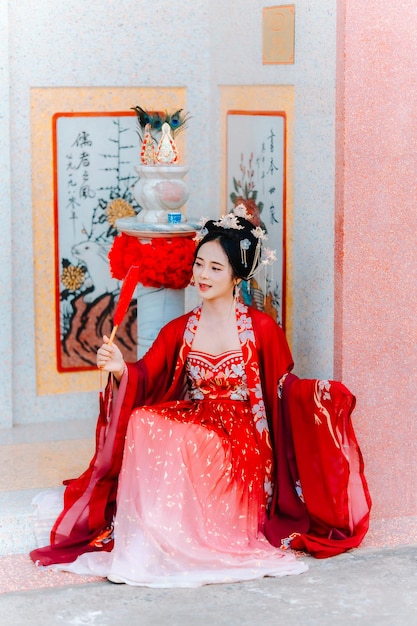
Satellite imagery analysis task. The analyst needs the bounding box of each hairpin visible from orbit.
[232,204,253,220]
[240,238,251,268]
[261,247,277,266]
[213,214,244,230]
[251,227,268,241]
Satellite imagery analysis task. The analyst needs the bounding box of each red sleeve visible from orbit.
[30,313,190,567]
[284,377,372,557]
[138,313,189,405]
[249,310,310,547]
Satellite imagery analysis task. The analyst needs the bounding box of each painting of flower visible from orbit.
[54,112,140,371]
[227,111,286,327]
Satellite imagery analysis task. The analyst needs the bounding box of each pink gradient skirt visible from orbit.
[36,401,307,587]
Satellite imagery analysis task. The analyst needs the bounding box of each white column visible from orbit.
[0,2,13,428]
[136,285,185,358]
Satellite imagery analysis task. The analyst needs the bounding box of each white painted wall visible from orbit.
[208,1,337,378]
[2,0,336,426]
[0,0,13,427]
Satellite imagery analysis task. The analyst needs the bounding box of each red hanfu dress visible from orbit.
[30,302,371,583]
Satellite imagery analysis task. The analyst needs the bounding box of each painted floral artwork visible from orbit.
[227,112,286,327]
[54,113,140,371]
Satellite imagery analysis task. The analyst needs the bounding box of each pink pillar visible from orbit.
[335,1,417,545]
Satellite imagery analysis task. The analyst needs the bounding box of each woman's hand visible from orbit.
[97,335,126,381]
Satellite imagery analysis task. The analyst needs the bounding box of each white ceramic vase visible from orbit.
[133,165,189,224]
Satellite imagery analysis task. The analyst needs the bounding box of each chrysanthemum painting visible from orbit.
[54,112,140,372]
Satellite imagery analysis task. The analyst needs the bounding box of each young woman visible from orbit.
[31,211,371,586]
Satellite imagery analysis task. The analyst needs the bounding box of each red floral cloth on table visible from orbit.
[108,233,196,289]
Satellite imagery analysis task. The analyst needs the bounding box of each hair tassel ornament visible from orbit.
[240,238,251,268]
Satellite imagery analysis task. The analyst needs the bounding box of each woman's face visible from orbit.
[193,240,235,302]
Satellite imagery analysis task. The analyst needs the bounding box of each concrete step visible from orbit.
[0,488,40,555]
[0,418,96,556]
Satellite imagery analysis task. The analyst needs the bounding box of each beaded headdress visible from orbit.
[195,204,276,281]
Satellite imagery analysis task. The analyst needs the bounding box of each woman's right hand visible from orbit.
[97,335,126,381]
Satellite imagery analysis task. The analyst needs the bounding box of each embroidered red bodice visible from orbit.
[186,350,249,401]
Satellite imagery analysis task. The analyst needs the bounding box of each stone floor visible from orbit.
[1,419,416,624]
[1,545,416,625]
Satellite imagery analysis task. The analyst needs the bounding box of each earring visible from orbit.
[233,282,240,301]
[190,277,195,286]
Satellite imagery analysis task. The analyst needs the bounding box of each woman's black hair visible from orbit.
[194,216,261,281]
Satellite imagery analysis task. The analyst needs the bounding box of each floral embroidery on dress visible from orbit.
[313,380,340,449]
[174,307,202,379]
[235,301,256,344]
[249,382,268,432]
[183,307,201,345]
[186,351,249,401]
[264,478,273,499]
[317,380,331,402]
[280,532,302,551]
[234,302,274,500]
[295,479,305,503]
[88,524,114,548]
[181,301,273,504]
[278,373,288,399]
